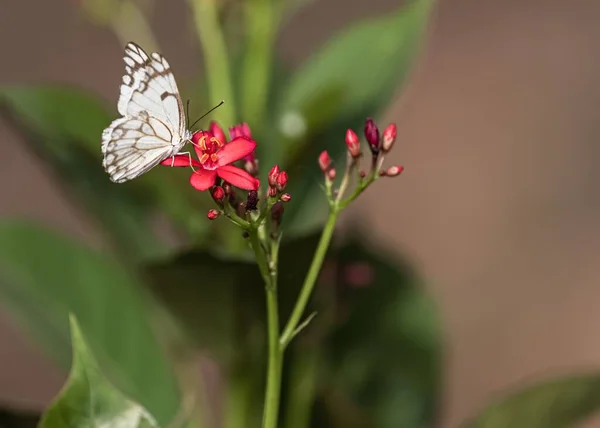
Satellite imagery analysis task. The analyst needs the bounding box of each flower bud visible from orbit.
[271,202,284,226]
[327,168,336,181]
[268,186,278,197]
[207,209,221,220]
[229,122,252,140]
[212,186,225,203]
[268,165,280,186]
[318,150,332,171]
[280,193,291,202]
[384,165,404,177]
[209,121,227,144]
[275,171,288,192]
[382,124,397,153]
[345,129,361,158]
[245,190,259,212]
[364,118,380,155]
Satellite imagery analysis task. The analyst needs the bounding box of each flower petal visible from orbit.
[216,137,257,166]
[189,169,217,191]
[217,165,260,190]
[160,155,202,167]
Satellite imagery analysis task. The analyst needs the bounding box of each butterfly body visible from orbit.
[102,42,191,183]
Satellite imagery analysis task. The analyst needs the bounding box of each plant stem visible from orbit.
[241,0,277,128]
[280,206,339,349]
[190,0,236,127]
[248,229,282,428]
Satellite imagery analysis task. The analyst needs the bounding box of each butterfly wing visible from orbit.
[120,42,187,138]
[102,43,190,183]
[102,113,176,183]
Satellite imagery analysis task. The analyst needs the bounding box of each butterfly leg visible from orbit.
[173,151,197,172]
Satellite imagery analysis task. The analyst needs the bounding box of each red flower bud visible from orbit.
[280,193,291,202]
[276,171,288,192]
[345,129,361,158]
[382,123,397,153]
[209,121,227,144]
[268,186,278,197]
[364,117,380,155]
[327,168,336,180]
[384,165,404,177]
[318,150,332,171]
[229,122,252,140]
[207,209,221,220]
[212,185,225,202]
[268,165,280,186]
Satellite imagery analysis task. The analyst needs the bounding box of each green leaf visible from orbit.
[277,0,433,235]
[147,229,442,428]
[280,0,432,134]
[465,374,600,428]
[40,315,160,428]
[1,84,211,253]
[306,233,442,428]
[0,221,181,426]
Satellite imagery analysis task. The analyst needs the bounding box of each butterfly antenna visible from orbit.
[189,100,225,130]
[186,99,191,127]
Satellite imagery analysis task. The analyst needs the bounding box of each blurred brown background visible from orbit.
[2,0,600,427]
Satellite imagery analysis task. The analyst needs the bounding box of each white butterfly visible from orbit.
[101,42,192,183]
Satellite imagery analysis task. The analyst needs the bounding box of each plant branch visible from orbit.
[190,0,236,127]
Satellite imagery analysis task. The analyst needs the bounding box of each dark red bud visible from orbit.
[271,202,284,225]
[364,117,380,155]
[245,190,259,212]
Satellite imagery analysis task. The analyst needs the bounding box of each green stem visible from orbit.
[262,286,282,428]
[280,206,339,349]
[241,0,277,128]
[190,0,236,127]
[248,229,282,428]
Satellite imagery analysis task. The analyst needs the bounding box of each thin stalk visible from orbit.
[190,0,236,127]
[247,229,282,428]
[241,0,277,127]
[280,207,339,348]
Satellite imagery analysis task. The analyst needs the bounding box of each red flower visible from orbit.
[162,129,259,191]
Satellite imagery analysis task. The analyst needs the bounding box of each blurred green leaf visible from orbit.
[465,374,600,428]
[280,0,432,135]
[40,315,160,428]
[278,0,433,235]
[1,84,210,253]
[147,228,441,428]
[0,221,181,426]
[306,233,441,428]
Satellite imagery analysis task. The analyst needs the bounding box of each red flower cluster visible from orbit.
[162,121,259,192]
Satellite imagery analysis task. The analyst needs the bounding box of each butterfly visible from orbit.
[101,42,193,183]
